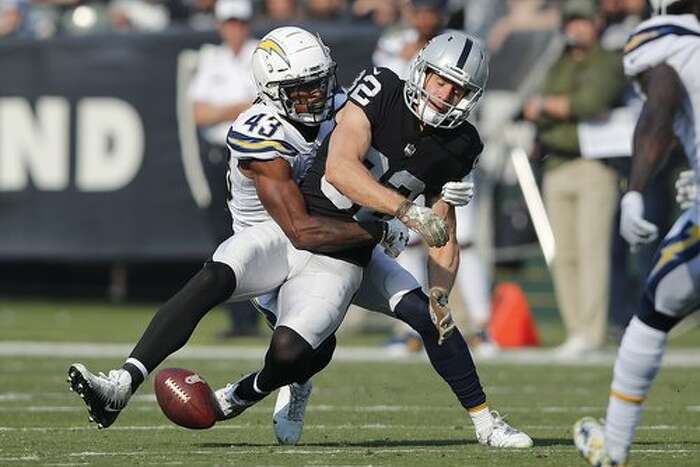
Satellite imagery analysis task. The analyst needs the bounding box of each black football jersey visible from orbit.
[301,67,483,266]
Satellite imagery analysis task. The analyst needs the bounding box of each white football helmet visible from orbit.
[404,31,489,129]
[649,0,684,14]
[252,26,337,125]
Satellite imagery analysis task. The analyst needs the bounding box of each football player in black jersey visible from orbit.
[295,30,534,448]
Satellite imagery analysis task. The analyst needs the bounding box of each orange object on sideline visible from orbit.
[488,282,540,347]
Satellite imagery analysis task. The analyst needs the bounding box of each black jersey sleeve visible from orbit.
[346,67,403,128]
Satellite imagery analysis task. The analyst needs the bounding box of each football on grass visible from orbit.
[154,368,218,429]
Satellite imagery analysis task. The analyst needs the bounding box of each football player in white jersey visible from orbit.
[65,25,414,430]
[574,1,700,465]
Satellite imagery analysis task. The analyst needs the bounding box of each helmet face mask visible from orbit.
[404,31,489,130]
[649,0,684,15]
[252,27,337,125]
[277,66,337,124]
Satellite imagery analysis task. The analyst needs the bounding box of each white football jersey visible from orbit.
[225,93,346,232]
[623,14,700,213]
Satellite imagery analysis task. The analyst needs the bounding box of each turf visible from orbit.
[2,358,700,466]
[1,301,699,466]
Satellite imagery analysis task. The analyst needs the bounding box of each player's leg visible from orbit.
[575,214,700,465]
[356,248,532,448]
[271,332,336,444]
[67,221,292,428]
[252,284,339,444]
[216,253,362,443]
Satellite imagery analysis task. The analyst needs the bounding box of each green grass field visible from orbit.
[1,300,700,466]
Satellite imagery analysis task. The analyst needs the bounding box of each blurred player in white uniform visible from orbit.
[574,1,700,465]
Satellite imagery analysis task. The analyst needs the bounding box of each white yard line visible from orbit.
[4,423,700,433]
[1,402,692,414]
[2,340,700,367]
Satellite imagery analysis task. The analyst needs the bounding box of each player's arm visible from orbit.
[241,157,382,252]
[427,198,459,293]
[193,100,252,126]
[325,102,448,247]
[628,64,682,193]
[425,196,459,345]
[620,64,682,248]
[325,102,406,214]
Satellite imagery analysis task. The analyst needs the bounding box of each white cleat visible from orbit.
[477,410,533,448]
[67,363,132,429]
[573,417,627,466]
[273,380,313,445]
[214,381,256,421]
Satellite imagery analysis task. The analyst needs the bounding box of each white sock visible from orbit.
[605,316,667,463]
[468,404,493,434]
[605,396,642,463]
[124,357,148,379]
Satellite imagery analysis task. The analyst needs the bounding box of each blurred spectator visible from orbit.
[598,0,648,51]
[523,0,626,357]
[0,0,27,37]
[263,0,299,21]
[486,0,561,52]
[109,0,169,31]
[187,0,260,338]
[352,0,402,27]
[183,0,217,30]
[451,0,507,36]
[372,0,446,79]
[304,0,346,20]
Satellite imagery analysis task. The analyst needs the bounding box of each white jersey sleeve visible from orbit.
[624,14,700,221]
[226,103,300,162]
[623,15,700,79]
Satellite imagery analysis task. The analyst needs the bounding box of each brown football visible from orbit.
[154,368,218,429]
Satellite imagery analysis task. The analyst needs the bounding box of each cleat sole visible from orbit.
[66,364,120,430]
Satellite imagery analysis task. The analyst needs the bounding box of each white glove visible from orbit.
[675,170,696,210]
[441,175,475,207]
[620,191,658,249]
[395,200,449,248]
[381,218,409,258]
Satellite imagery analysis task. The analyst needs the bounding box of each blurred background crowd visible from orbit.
[0,0,644,41]
[0,0,689,358]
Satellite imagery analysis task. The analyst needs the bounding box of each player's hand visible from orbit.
[620,191,658,250]
[380,218,409,258]
[675,170,696,210]
[441,175,474,207]
[395,201,449,248]
[429,287,455,346]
